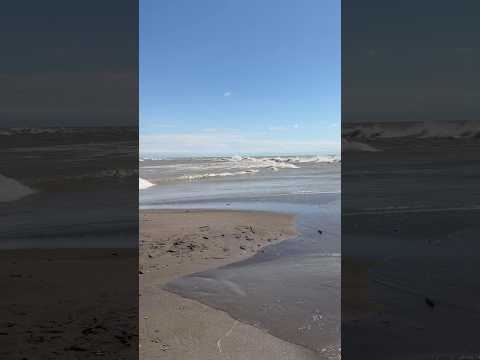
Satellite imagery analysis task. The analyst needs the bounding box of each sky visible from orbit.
[343,0,480,122]
[2,0,477,130]
[1,0,137,127]
[140,0,340,156]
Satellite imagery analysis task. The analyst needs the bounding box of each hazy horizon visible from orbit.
[139,151,340,159]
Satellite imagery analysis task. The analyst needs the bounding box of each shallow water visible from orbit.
[0,128,138,249]
[0,188,137,249]
[342,137,480,358]
[140,158,341,357]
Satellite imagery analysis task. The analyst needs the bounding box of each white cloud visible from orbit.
[268,123,300,131]
[223,91,231,97]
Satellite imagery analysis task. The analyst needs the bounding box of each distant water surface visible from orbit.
[0,127,137,249]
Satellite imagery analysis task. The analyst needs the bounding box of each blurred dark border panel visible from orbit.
[342,1,480,359]
[0,1,138,359]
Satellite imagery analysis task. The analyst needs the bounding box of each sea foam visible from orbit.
[343,121,480,140]
[179,170,259,181]
[139,177,155,190]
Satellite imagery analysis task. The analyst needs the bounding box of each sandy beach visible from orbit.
[0,249,138,359]
[140,209,318,360]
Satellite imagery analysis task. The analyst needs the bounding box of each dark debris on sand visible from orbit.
[2,308,138,359]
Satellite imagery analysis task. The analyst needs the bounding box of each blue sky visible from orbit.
[2,1,137,126]
[140,0,340,156]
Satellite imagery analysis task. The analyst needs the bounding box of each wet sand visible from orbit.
[0,249,138,359]
[158,198,341,358]
[140,209,318,360]
[342,136,480,358]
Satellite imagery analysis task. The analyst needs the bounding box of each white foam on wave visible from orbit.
[139,177,155,190]
[228,156,300,169]
[270,155,339,163]
[0,174,35,202]
[139,154,340,182]
[344,121,480,140]
[179,170,259,181]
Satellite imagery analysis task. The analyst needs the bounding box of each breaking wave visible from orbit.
[179,170,259,181]
[227,155,339,167]
[343,121,480,140]
[139,154,340,182]
[227,156,299,169]
[342,138,381,152]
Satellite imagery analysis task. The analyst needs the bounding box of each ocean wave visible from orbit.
[228,156,299,168]
[179,170,259,181]
[269,155,339,163]
[230,155,243,161]
[139,177,155,190]
[58,169,137,181]
[139,154,340,182]
[0,128,78,136]
[227,155,340,168]
[1,127,137,137]
[0,174,35,202]
[343,121,480,140]
[342,138,380,152]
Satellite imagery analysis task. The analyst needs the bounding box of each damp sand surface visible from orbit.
[0,249,137,359]
[140,209,319,360]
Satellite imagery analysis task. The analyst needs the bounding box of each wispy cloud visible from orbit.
[268,123,301,132]
[223,91,231,97]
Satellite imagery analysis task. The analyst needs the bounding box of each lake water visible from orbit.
[140,154,341,357]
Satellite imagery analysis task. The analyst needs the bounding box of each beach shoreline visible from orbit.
[140,209,318,359]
